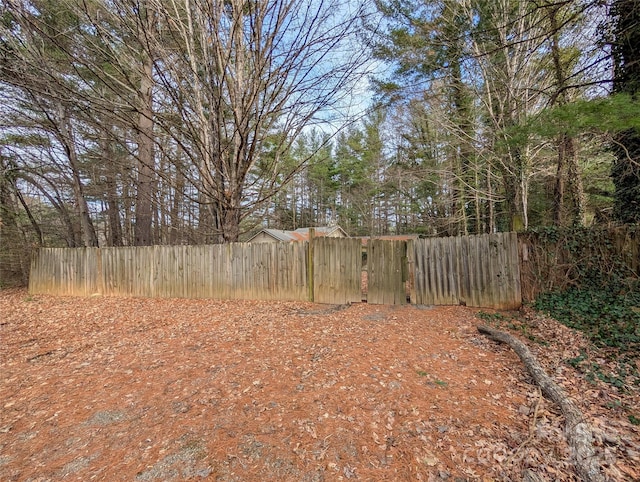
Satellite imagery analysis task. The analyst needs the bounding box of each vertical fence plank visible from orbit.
[508,232,522,307]
[470,235,481,307]
[481,234,494,308]
[433,238,445,305]
[425,238,434,304]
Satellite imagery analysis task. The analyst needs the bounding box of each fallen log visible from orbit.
[477,324,604,482]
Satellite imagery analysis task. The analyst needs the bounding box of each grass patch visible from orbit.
[415,370,447,387]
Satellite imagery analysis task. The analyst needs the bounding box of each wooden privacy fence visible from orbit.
[29,232,521,308]
[30,243,309,302]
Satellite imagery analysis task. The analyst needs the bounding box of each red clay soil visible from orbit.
[0,289,638,481]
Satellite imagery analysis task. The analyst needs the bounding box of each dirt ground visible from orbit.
[1,289,638,481]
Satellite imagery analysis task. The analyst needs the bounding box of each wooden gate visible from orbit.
[367,239,409,305]
[312,237,362,304]
[410,232,521,309]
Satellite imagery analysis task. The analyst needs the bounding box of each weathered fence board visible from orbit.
[313,237,362,304]
[410,232,521,309]
[368,239,408,305]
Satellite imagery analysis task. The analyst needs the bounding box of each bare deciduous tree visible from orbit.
[147,0,370,241]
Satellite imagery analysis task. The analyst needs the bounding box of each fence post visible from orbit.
[307,228,315,302]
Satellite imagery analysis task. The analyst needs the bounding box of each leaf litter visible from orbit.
[0,289,637,480]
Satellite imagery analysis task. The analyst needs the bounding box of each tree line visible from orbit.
[1,0,369,250]
[1,1,639,277]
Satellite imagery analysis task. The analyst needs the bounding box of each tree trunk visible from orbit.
[134,3,155,246]
[198,193,218,244]
[451,55,473,236]
[549,5,584,226]
[487,162,495,233]
[13,187,43,246]
[565,135,585,225]
[0,165,28,286]
[105,171,123,247]
[502,148,526,232]
[169,155,185,245]
[221,205,241,243]
[101,137,123,247]
[553,134,566,225]
[57,103,99,247]
[216,185,242,243]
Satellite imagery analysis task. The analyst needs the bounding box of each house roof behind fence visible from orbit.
[247,226,348,242]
